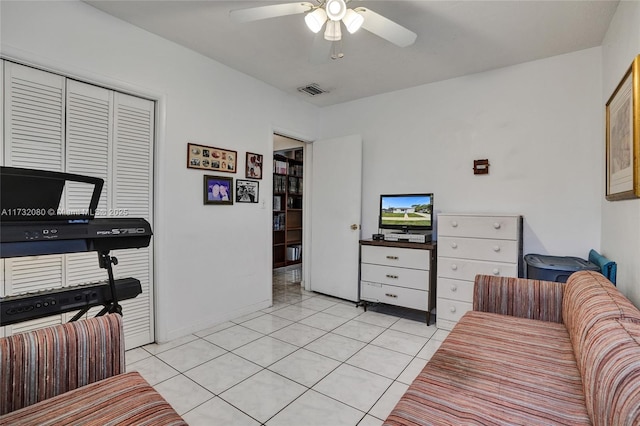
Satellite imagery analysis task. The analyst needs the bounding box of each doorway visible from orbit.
[272,134,306,290]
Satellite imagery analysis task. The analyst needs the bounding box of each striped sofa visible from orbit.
[385,271,640,425]
[0,314,186,425]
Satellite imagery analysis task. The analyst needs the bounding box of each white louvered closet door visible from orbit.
[111,92,155,348]
[2,62,66,334]
[1,61,155,348]
[64,80,111,321]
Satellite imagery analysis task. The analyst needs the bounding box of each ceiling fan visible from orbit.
[229,0,417,57]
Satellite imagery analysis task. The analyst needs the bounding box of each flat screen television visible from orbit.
[379,193,433,232]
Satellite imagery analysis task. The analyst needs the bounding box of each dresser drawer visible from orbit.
[437,257,518,281]
[361,245,430,270]
[438,236,519,263]
[361,281,428,311]
[437,278,474,303]
[438,215,520,240]
[437,297,472,323]
[361,263,429,291]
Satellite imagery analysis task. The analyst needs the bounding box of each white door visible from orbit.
[309,134,362,301]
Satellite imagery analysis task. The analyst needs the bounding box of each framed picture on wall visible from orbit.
[606,54,640,201]
[246,152,263,179]
[204,175,233,205]
[236,179,259,203]
[188,143,237,173]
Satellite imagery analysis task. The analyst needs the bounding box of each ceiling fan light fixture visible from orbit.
[325,0,347,21]
[304,7,327,33]
[342,9,364,34]
[324,19,342,41]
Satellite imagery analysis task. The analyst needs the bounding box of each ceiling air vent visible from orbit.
[297,83,328,96]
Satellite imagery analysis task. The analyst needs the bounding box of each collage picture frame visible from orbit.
[188,143,237,173]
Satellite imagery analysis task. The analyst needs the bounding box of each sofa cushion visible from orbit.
[473,275,565,323]
[0,314,125,415]
[579,319,640,426]
[563,271,640,374]
[385,311,590,425]
[0,371,186,425]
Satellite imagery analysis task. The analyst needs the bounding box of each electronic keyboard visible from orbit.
[1,166,153,323]
[0,278,142,326]
[0,218,153,258]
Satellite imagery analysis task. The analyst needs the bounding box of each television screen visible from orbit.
[379,193,433,231]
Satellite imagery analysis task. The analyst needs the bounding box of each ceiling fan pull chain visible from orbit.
[331,40,345,60]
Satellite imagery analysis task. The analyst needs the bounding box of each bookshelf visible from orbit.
[273,150,303,268]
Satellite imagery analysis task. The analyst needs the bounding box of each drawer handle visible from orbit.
[386,256,399,260]
[385,293,398,298]
[493,222,501,229]
[451,264,458,271]
[493,245,500,252]
[451,221,458,228]
[450,285,457,292]
[450,306,456,313]
[451,242,458,249]
[492,268,500,275]
[386,274,399,279]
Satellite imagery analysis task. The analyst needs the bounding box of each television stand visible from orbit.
[359,239,437,324]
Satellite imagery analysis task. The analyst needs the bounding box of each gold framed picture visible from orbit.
[606,54,640,200]
[188,143,237,173]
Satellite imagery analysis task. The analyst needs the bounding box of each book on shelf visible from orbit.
[286,244,302,261]
[273,213,286,231]
[289,164,303,177]
[273,159,288,174]
[273,195,282,211]
[288,176,298,194]
[274,175,287,193]
[286,176,302,195]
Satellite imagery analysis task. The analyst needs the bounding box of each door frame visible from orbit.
[270,128,314,290]
[270,129,363,296]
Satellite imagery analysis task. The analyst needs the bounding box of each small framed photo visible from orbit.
[246,152,263,179]
[236,179,259,203]
[204,175,233,205]
[188,143,237,173]
[606,54,640,200]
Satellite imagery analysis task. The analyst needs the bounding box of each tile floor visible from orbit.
[126,265,449,425]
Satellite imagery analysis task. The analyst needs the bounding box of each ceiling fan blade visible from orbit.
[356,7,417,47]
[230,2,314,23]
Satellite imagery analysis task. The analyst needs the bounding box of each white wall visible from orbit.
[601,1,640,307]
[1,1,320,341]
[320,47,603,259]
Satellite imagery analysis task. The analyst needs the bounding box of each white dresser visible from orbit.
[359,240,436,323]
[436,214,523,330]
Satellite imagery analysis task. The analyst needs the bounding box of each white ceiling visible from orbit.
[85,0,619,107]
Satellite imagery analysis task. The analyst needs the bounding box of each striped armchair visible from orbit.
[0,314,186,425]
[385,271,640,426]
